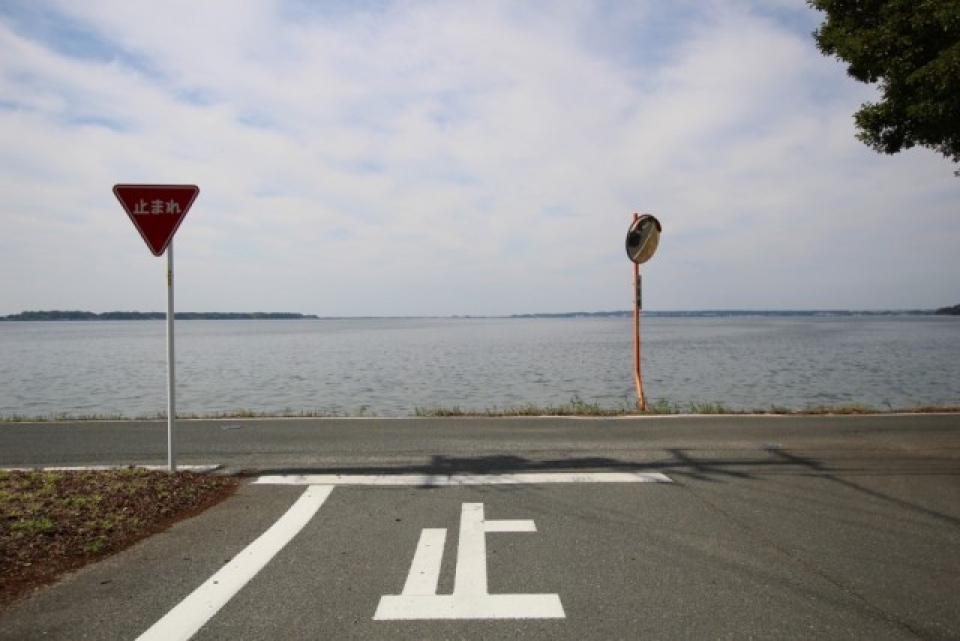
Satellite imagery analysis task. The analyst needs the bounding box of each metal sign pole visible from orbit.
[633,251,646,411]
[626,212,660,412]
[166,241,177,472]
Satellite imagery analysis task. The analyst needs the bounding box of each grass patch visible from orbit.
[642,398,683,414]
[413,399,960,417]
[0,408,361,422]
[0,468,238,610]
[3,403,959,423]
[686,401,735,415]
[798,403,878,415]
[415,395,639,417]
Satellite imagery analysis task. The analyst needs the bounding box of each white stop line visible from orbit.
[254,471,671,486]
[138,472,672,640]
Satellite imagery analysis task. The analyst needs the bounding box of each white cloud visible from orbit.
[1,1,957,316]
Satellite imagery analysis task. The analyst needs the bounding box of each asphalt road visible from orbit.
[1,414,959,640]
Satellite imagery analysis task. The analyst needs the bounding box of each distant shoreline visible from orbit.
[507,309,951,318]
[1,307,957,321]
[0,311,319,321]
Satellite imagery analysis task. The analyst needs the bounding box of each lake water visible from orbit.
[1,316,958,418]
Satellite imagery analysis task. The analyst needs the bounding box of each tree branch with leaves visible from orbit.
[809,0,960,174]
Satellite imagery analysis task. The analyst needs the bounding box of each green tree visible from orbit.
[809,0,960,173]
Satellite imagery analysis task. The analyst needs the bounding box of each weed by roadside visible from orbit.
[412,397,960,417]
[3,402,959,423]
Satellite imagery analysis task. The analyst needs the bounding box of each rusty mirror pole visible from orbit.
[626,213,662,410]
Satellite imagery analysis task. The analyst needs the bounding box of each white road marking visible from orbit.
[375,593,565,619]
[139,470,670,637]
[375,503,565,620]
[401,528,446,595]
[255,471,671,486]
[136,485,333,641]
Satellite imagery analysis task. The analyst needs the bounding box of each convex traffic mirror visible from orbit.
[625,214,662,264]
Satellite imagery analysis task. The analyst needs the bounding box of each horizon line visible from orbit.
[1,308,951,321]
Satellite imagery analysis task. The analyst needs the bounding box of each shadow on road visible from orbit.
[248,446,960,527]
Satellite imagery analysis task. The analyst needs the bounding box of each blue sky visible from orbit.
[1,0,957,316]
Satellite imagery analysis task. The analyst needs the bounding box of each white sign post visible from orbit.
[165,242,176,471]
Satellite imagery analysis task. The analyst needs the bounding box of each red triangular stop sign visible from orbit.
[113,184,200,256]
